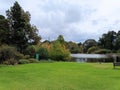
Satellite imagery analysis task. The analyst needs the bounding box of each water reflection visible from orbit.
[76,58,87,62]
[71,54,110,62]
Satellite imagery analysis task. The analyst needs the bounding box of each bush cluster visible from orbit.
[37,47,49,59]
[26,42,71,61]
[87,46,99,54]
[0,42,71,65]
[18,59,30,64]
[0,45,23,64]
[18,58,39,64]
[94,49,112,54]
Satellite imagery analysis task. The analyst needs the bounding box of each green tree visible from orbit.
[56,35,65,45]
[83,39,97,53]
[49,41,70,61]
[6,1,41,53]
[0,15,9,45]
[79,45,84,53]
[98,31,116,50]
[38,47,49,60]
[66,41,80,53]
[26,45,37,58]
[114,31,120,50]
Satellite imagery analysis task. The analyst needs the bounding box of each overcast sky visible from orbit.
[1,0,120,42]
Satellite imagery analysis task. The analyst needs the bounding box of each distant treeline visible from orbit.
[64,30,120,54]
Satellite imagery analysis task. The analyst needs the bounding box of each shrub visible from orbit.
[0,45,16,62]
[87,46,99,54]
[0,45,23,64]
[94,49,112,54]
[15,52,24,60]
[117,49,120,53]
[28,58,39,63]
[18,59,30,64]
[3,59,17,65]
[24,55,30,59]
[37,47,49,60]
[26,45,39,58]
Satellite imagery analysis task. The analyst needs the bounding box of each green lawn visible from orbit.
[0,62,120,90]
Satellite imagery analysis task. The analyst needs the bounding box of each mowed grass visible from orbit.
[0,62,120,90]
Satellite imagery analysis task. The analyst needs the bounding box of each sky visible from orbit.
[1,0,120,43]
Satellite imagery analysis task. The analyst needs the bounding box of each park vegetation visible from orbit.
[0,1,120,65]
[0,1,70,65]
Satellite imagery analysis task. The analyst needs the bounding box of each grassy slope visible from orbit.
[0,62,120,90]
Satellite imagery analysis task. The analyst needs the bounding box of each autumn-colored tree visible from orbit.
[49,41,70,61]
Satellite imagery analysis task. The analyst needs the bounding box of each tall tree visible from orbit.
[98,31,116,50]
[56,35,65,45]
[114,31,120,50]
[6,1,41,53]
[83,39,97,53]
[0,15,9,45]
[66,41,80,53]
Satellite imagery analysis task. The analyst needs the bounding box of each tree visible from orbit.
[26,45,38,58]
[49,41,70,61]
[78,42,82,46]
[79,44,84,53]
[98,31,116,50]
[87,46,99,54]
[83,39,97,53]
[66,41,80,53]
[38,47,49,60]
[0,15,9,45]
[6,1,41,53]
[56,35,65,45]
[114,31,120,50]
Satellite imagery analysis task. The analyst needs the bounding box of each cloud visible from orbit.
[0,0,15,15]
[1,0,120,42]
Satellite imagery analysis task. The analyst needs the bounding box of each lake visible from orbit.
[71,54,110,62]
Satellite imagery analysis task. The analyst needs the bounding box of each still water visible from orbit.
[71,54,109,62]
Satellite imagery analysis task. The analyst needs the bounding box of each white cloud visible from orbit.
[1,0,120,42]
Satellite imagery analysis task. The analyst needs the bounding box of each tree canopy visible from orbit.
[0,15,9,45]
[6,1,41,53]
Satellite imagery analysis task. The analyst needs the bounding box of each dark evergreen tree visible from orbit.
[0,15,9,45]
[6,1,41,53]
